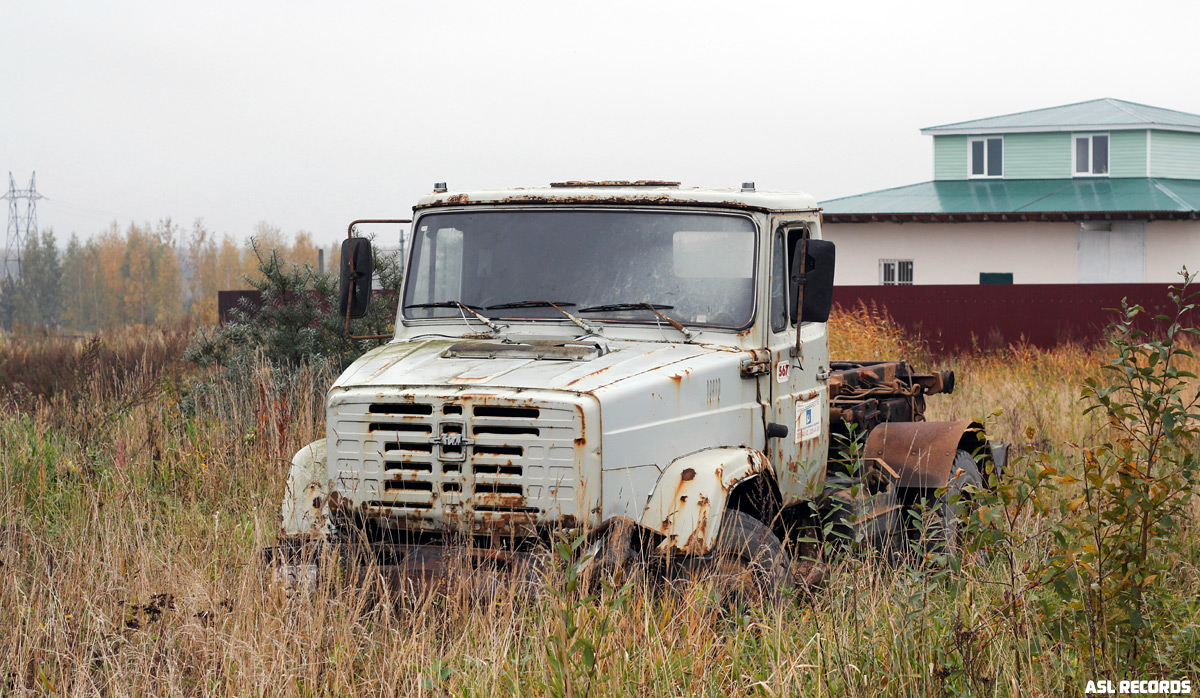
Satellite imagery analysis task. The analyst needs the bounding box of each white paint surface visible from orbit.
[824,220,1200,285]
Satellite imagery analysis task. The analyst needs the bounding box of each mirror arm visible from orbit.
[344,218,411,340]
[791,231,809,362]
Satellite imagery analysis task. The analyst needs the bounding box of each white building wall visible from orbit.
[823,219,1200,285]
[1146,220,1200,283]
[823,221,1077,285]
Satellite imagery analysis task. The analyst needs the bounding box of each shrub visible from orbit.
[1039,271,1200,673]
[186,239,402,373]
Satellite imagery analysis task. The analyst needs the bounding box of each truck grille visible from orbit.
[330,395,584,528]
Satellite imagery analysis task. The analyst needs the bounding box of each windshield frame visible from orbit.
[400,205,761,333]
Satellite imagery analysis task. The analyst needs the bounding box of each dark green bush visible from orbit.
[186,238,402,373]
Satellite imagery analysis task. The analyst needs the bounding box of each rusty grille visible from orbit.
[331,396,582,526]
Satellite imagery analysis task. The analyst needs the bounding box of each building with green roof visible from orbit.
[822,98,1200,285]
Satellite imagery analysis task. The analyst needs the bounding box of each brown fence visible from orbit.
[222,284,1190,352]
[834,284,1188,352]
[217,290,263,325]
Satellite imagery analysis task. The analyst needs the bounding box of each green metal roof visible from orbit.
[821,178,1200,222]
[922,98,1200,135]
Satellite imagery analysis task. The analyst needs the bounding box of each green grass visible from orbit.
[0,320,1197,696]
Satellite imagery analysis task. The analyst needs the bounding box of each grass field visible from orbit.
[1,309,1196,697]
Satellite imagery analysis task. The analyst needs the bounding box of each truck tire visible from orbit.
[579,517,639,590]
[914,449,982,555]
[709,509,793,599]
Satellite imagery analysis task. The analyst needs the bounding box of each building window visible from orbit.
[969,137,1003,178]
[980,272,1013,284]
[1074,134,1109,176]
[880,259,913,285]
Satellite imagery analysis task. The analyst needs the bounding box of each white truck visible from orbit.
[275,181,1002,589]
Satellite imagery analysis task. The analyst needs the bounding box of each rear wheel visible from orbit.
[912,450,982,555]
[707,509,792,600]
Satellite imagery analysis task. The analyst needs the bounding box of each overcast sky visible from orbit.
[4,0,1198,248]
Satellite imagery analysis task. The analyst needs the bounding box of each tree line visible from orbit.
[0,220,342,332]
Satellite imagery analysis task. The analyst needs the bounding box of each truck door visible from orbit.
[766,221,830,505]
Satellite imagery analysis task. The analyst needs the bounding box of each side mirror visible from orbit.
[339,237,373,319]
[790,239,836,324]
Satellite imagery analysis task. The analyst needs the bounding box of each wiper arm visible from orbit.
[577,302,694,342]
[404,300,505,336]
[487,300,598,336]
[578,302,673,313]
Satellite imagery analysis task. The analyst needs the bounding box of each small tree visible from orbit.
[0,275,15,331]
[187,237,403,372]
[12,230,62,329]
[1042,270,1200,673]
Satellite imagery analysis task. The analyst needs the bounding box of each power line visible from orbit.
[2,172,45,279]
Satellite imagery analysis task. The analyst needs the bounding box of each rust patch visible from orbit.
[679,494,712,554]
[668,373,683,384]
[680,468,696,482]
[565,364,614,387]
[549,180,681,187]
[559,514,578,528]
[445,193,469,204]
[414,194,785,213]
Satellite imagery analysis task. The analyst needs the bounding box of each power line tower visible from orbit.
[2,172,45,279]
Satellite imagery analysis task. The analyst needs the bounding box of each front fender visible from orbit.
[280,439,333,538]
[639,447,772,555]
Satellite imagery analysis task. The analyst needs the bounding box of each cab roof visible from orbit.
[413,181,821,214]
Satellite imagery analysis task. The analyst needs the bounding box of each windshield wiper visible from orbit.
[404,300,505,336]
[578,302,673,313]
[487,300,598,336]
[486,300,575,309]
[577,302,694,341]
[406,301,485,310]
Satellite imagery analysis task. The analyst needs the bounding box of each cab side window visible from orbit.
[771,224,811,331]
[770,232,787,333]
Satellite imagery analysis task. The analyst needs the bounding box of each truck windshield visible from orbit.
[403,209,757,329]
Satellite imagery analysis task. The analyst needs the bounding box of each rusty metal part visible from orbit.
[911,370,955,395]
[361,543,536,584]
[826,361,955,433]
[640,447,773,555]
[280,440,332,538]
[862,457,899,489]
[443,339,606,361]
[343,218,411,340]
[549,180,680,188]
[415,194,779,213]
[863,420,991,490]
[267,541,545,593]
[641,303,693,340]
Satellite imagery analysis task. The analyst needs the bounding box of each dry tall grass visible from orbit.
[0,317,1195,696]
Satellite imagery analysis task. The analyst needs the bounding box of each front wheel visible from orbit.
[707,509,793,600]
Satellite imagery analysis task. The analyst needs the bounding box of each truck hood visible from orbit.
[332,338,742,395]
